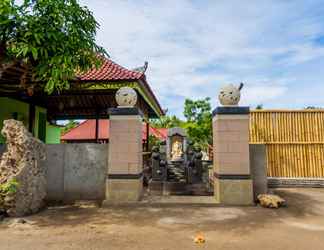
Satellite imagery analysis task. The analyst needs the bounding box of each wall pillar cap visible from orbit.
[212,106,250,117]
[108,107,143,117]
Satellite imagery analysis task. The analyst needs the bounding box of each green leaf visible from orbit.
[22,47,29,56]
[34,33,41,44]
[31,47,38,60]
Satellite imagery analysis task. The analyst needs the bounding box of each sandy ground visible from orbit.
[1,188,324,250]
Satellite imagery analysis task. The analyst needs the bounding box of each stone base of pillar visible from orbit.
[103,177,143,204]
[214,178,253,205]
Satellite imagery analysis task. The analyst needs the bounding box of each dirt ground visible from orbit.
[1,188,324,250]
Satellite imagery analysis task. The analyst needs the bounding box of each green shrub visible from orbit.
[0,179,19,195]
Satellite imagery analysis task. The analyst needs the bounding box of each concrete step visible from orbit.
[163,181,213,196]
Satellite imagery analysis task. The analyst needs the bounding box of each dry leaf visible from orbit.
[194,234,205,244]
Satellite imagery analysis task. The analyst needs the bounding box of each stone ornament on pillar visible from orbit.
[115,86,138,108]
[218,83,244,106]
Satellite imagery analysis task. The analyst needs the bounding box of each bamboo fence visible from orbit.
[250,110,324,178]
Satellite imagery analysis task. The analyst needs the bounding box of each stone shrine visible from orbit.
[166,127,187,162]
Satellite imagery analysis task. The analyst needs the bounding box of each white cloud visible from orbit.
[81,0,324,116]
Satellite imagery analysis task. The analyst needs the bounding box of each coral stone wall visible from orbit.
[0,119,46,216]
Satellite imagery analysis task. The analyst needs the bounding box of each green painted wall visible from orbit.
[0,97,61,144]
[0,97,29,143]
[46,124,61,144]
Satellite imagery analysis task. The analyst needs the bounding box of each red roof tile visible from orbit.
[61,119,167,141]
[77,57,144,81]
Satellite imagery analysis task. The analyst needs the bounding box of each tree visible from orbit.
[0,0,106,93]
[148,134,162,151]
[150,98,213,149]
[256,104,263,110]
[183,97,212,149]
[150,115,183,128]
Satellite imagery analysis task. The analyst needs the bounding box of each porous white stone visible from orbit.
[257,194,286,209]
[115,87,137,107]
[218,84,242,106]
[0,119,46,216]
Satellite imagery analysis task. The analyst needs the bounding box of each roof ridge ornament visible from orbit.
[132,61,148,73]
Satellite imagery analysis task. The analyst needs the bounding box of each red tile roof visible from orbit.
[77,57,144,81]
[61,120,109,141]
[75,57,164,117]
[144,127,168,141]
[61,119,167,141]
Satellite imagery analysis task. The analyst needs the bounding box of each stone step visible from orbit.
[162,181,213,196]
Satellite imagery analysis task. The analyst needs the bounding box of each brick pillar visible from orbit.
[212,106,253,205]
[104,107,143,203]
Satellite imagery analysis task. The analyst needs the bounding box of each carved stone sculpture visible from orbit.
[115,86,138,107]
[218,83,244,106]
[0,119,46,216]
[185,140,195,162]
[151,146,166,181]
[171,140,183,161]
[194,146,203,179]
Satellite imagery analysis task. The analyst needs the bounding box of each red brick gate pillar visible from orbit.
[103,107,143,203]
[212,107,254,205]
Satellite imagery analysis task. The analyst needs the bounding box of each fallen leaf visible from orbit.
[194,233,205,244]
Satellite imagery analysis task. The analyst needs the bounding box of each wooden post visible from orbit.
[146,122,149,152]
[95,110,99,143]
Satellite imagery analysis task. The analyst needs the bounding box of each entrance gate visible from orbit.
[103,85,254,205]
[149,127,212,196]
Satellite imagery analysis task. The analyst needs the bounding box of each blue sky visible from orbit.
[81,0,324,118]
